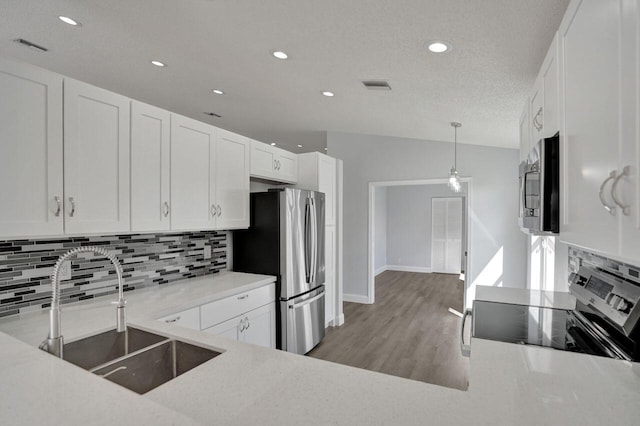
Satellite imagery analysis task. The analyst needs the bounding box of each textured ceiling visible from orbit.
[0,0,570,153]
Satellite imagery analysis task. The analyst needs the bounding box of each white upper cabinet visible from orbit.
[215,129,250,230]
[541,33,560,138]
[559,0,640,261]
[519,100,530,162]
[0,58,64,238]
[170,114,216,231]
[296,152,337,226]
[130,101,171,232]
[171,115,250,231]
[249,139,298,183]
[63,79,130,234]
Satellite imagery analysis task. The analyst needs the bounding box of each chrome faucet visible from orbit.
[40,246,127,357]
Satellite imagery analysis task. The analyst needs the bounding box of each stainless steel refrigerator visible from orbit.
[233,188,325,354]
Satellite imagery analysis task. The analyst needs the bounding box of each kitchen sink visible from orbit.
[63,327,167,370]
[92,340,220,394]
[59,327,221,394]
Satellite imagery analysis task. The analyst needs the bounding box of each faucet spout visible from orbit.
[41,246,127,357]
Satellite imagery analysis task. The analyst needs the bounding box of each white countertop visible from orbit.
[475,285,576,310]
[1,272,639,425]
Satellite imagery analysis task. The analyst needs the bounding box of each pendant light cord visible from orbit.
[454,125,457,170]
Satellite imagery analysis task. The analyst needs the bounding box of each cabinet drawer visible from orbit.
[200,283,275,329]
[158,307,200,330]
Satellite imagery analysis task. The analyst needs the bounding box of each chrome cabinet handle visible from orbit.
[273,159,277,171]
[599,171,618,215]
[211,204,216,218]
[54,196,61,217]
[165,316,180,323]
[532,107,543,131]
[611,166,631,216]
[239,318,245,332]
[245,317,250,330]
[217,204,222,217]
[237,294,248,300]
[459,308,472,357]
[69,197,76,217]
[163,201,170,217]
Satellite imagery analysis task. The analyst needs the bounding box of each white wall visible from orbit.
[374,186,387,273]
[386,184,466,271]
[327,131,527,308]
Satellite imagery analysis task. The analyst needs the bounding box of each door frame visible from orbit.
[367,178,472,305]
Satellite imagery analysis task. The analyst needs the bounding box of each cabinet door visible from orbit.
[529,77,544,144]
[318,155,336,226]
[243,303,276,349]
[203,316,242,342]
[276,149,298,183]
[170,114,215,230]
[64,79,130,234]
[215,129,250,229]
[541,34,559,138]
[559,0,621,253]
[619,0,640,259]
[324,225,336,326]
[250,139,276,179]
[0,59,63,238]
[131,101,170,232]
[519,103,530,162]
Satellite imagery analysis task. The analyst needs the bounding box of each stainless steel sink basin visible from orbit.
[63,327,167,370]
[58,326,221,394]
[92,340,220,394]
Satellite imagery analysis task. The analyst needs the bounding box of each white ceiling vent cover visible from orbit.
[362,80,391,90]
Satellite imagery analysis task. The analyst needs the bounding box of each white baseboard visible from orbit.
[328,313,345,327]
[343,293,372,304]
[386,265,432,273]
[374,265,388,276]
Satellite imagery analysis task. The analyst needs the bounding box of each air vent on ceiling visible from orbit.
[13,38,48,52]
[203,112,222,118]
[362,80,391,90]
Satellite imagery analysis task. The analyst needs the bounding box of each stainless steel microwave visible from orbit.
[518,133,560,234]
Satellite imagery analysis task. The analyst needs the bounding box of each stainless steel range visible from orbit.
[471,249,640,361]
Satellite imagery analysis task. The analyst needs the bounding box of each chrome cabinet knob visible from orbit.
[69,197,76,217]
[54,196,61,217]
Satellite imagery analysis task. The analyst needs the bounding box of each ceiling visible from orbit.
[0,0,570,153]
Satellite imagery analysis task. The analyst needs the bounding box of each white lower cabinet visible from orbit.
[158,307,200,330]
[203,303,276,348]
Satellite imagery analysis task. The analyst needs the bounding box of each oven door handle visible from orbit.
[459,308,472,357]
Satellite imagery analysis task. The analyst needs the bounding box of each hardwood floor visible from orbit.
[308,270,469,390]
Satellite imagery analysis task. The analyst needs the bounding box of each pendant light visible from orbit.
[448,122,462,193]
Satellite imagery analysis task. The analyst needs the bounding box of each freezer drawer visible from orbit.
[281,287,325,354]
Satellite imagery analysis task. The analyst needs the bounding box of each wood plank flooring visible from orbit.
[308,271,469,390]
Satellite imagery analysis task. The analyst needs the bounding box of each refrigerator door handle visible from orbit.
[288,290,325,309]
[304,198,312,283]
[310,197,318,284]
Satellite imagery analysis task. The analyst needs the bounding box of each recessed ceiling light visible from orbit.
[427,41,450,53]
[270,143,277,146]
[58,16,81,26]
[321,91,335,97]
[151,60,166,67]
[272,51,288,60]
[212,89,224,95]
[297,144,303,148]
[324,148,328,151]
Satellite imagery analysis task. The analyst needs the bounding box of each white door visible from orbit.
[0,59,64,238]
[215,129,250,230]
[559,0,621,253]
[431,197,462,274]
[130,101,171,232]
[170,114,215,230]
[202,316,242,342]
[243,303,276,349]
[64,79,130,234]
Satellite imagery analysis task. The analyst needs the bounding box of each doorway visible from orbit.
[367,178,471,304]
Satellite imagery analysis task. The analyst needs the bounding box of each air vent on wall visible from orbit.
[203,112,222,118]
[362,80,391,90]
[13,38,48,52]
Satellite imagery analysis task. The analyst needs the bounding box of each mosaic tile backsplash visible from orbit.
[0,231,227,317]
